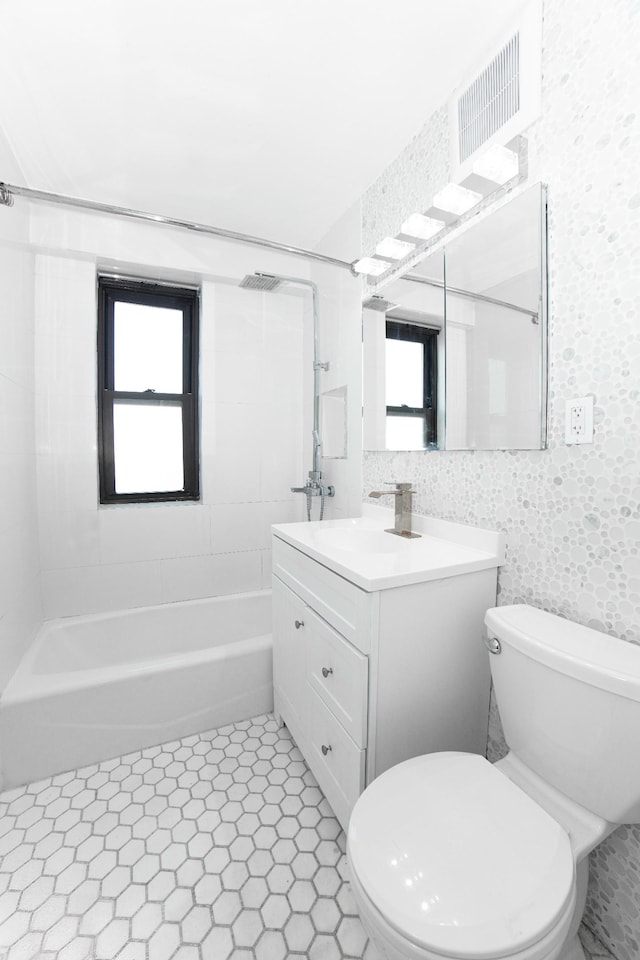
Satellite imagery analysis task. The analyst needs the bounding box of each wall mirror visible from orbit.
[362,182,548,451]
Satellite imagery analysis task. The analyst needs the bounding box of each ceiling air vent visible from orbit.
[457,34,520,164]
[449,0,541,180]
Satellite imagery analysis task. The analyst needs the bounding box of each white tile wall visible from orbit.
[41,561,164,620]
[210,503,265,554]
[98,505,212,565]
[0,133,42,693]
[260,402,304,503]
[203,404,264,504]
[38,508,99,571]
[33,254,305,620]
[311,201,364,520]
[159,552,263,605]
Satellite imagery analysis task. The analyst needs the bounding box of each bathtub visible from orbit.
[0,590,272,790]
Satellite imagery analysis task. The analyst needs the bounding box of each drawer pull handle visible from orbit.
[294,620,304,629]
[321,666,333,679]
[321,744,332,756]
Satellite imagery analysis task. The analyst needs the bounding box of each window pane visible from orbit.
[113,402,184,493]
[114,301,183,393]
[386,416,424,450]
[386,339,423,407]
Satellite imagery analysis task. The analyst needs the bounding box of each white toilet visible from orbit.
[348,604,640,960]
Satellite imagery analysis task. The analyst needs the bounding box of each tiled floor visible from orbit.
[0,715,377,960]
[0,713,615,960]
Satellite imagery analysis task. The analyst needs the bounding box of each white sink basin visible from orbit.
[272,508,505,591]
[314,526,406,555]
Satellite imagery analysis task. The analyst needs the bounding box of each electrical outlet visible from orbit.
[565,396,594,444]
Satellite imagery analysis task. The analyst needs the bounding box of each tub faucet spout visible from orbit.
[368,482,421,538]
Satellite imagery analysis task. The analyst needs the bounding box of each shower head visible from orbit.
[239,272,284,292]
[362,295,399,312]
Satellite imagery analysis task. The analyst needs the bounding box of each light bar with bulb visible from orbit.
[400,213,446,240]
[473,144,519,184]
[375,237,415,260]
[352,257,391,277]
[432,183,482,215]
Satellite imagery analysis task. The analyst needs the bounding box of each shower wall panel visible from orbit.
[33,226,307,618]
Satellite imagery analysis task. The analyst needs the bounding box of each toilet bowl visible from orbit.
[347,605,640,960]
[348,753,576,960]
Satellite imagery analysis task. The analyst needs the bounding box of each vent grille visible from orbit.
[457,33,520,163]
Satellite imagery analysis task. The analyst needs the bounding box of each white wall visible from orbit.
[30,209,322,619]
[0,132,41,692]
[311,201,363,519]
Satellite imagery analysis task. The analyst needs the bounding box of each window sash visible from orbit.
[98,278,199,504]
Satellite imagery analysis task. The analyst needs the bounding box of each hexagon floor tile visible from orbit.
[0,715,380,960]
[0,714,613,960]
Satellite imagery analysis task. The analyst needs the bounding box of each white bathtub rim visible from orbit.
[1,589,272,706]
[39,587,271,634]
[1,634,272,707]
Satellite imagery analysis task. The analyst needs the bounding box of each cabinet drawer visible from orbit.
[306,608,368,748]
[306,685,365,830]
[272,538,371,653]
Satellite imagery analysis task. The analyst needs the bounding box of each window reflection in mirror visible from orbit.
[385,321,438,449]
[362,183,547,453]
[363,250,445,451]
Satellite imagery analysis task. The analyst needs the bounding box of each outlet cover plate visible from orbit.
[565,396,594,444]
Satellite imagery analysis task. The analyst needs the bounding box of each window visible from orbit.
[97,277,199,504]
[385,319,438,450]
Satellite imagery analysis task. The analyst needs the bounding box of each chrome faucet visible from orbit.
[291,468,335,521]
[368,482,421,538]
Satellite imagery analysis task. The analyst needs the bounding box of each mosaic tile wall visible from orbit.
[361,1,640,958]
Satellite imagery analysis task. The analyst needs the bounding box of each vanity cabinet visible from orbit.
[272,534,498,829]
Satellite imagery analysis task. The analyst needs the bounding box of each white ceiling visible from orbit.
[0,0,528,249]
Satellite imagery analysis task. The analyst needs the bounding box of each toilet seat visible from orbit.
[349,863,575,960]
[348,753,576,960]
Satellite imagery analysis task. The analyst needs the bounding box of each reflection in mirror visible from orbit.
[443,186,546,450]
[363,251,445,451]
[362,182,547,452]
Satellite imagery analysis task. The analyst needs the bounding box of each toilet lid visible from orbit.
[348,753,574,960]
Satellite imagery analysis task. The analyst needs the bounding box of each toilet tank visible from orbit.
[485,604,640,825]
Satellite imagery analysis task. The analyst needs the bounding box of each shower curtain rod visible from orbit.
[402,271,539,322]
[0,181,354,272]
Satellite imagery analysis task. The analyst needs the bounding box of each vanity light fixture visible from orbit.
[432,183,482,215]
[400,213,446,240]
[352,257,392,277]
[354,137,527,283]
[375,237,416,260]
[472,144,520,184]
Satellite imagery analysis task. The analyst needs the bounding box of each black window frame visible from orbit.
[385,319,438,448]
[97,276,200,504]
